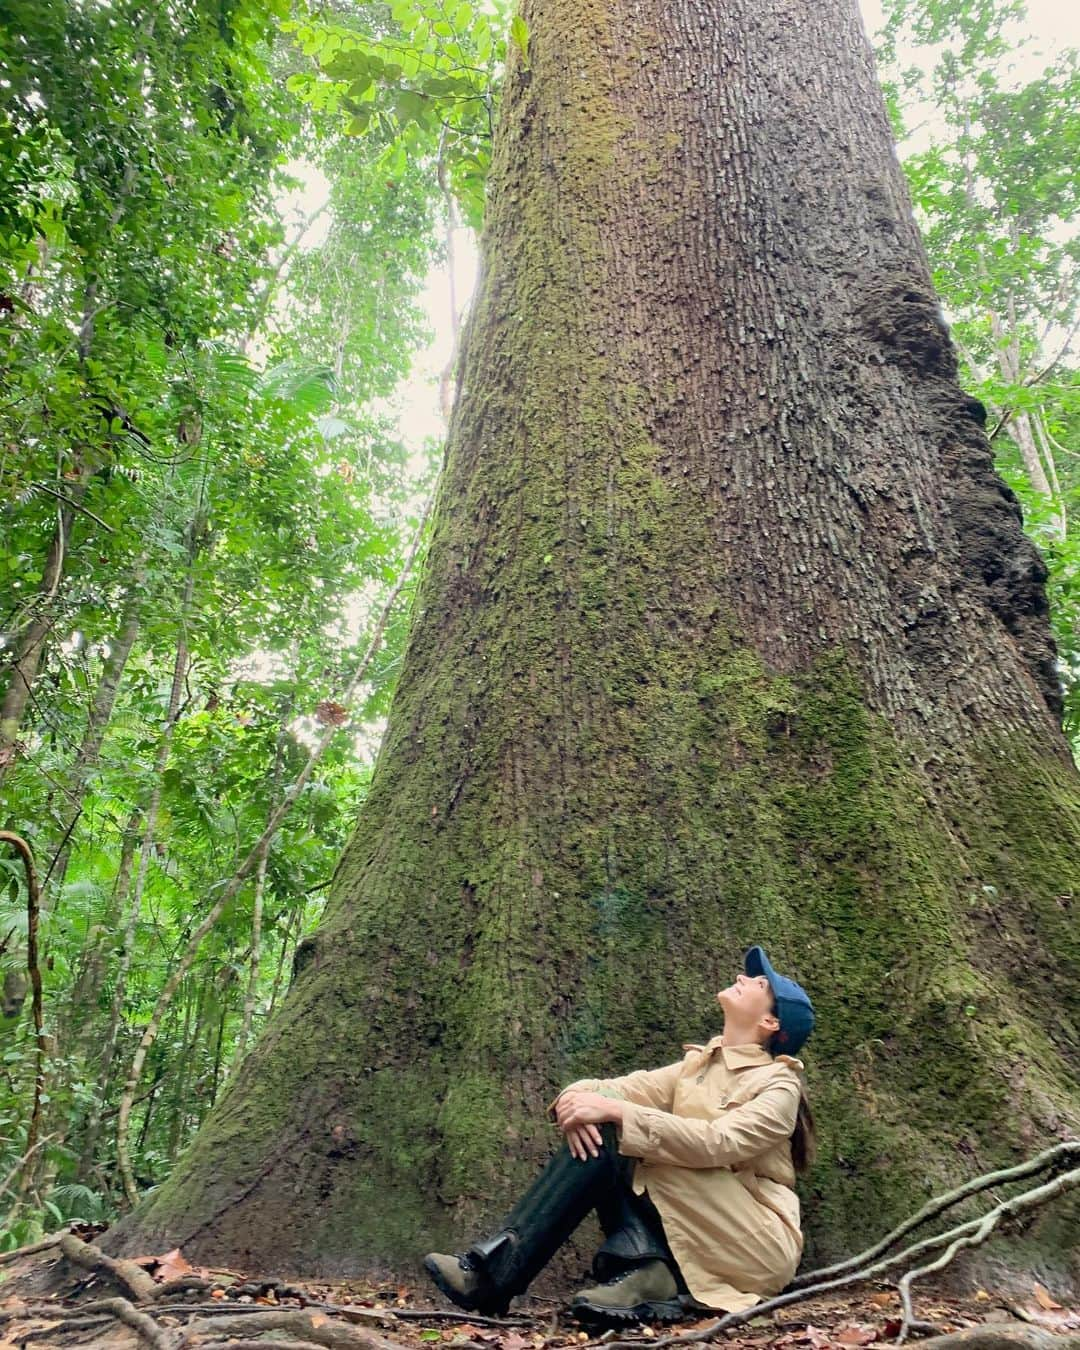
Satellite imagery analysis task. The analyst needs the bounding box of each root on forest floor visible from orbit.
[0,1144,1076,1350]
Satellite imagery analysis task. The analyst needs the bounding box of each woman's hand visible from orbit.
[555,1090,624,1159]
[564,1124,602,1161]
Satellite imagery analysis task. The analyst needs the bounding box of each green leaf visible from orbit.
[510,14,529,64]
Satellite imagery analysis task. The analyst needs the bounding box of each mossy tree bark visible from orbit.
[113,0,1079,1281]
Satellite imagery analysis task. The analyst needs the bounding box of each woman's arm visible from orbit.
[618,1078,800,1169]
[550,1059,685,1117]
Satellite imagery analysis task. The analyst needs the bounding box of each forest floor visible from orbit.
[1,1234,1078,1350]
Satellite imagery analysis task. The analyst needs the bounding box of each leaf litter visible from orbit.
[0,1247,1077,1349]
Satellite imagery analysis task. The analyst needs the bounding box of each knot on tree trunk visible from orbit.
[861,279,957,378]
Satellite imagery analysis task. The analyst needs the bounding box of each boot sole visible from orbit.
[569,1297,685,1328]
[422,1256,509,1317]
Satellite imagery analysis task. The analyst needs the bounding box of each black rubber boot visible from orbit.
[424,1125,669,1312]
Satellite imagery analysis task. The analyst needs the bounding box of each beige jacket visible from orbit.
[556,1036,804,1312]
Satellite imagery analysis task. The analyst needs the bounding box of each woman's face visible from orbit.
[716,971,776,1025]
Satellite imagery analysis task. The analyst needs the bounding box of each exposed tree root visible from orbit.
[182,1307,398,1347]
[901,1326,1080,1350]
[10,1159,1074,1350]
[0,1296,170,1348]
[59,1230,160,1302]
[793,1142,1080,1288]
[896,1166,1080,1342]
[604,1152,1080,1350]
[0,1232,62,1265]
[70,1296,173,1348]
[193,1341,328,1350]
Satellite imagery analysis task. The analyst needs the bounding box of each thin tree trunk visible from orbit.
[0,490,84,777]
[48,591,142,898]
[208,997,229,1110]
[235,716,290,1063]
[0,834,46,1208]
[266,903,300,1019]
[234,844,269,1062]
[110,0,1079,1274]
[75,572,192,1189]
[164,982,198,1167]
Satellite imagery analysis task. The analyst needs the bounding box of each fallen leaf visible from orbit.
[1033,1283,1062,1312]
[835,1325,877,1346]
[310,1314,330,1328]
[420,1330,442,1342]
[210,1288,226,1299]
[154,1247,194,1282]
[869,1292,896,1308]
[974,1291,991,1303]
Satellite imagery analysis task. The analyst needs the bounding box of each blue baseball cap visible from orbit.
[744,946,815,1056]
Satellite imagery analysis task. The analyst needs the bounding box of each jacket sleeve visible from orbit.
[547,1060,685,1120]
[617,1077,799,1168]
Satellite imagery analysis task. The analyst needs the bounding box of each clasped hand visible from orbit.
[554,1090,623,1161]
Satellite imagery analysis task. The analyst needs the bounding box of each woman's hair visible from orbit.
[790,1083,816,1174]
[767,992,816,1173]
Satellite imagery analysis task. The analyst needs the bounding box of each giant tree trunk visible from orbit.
[114,0,1080,1280]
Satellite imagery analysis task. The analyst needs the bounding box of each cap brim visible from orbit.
[744,945,778,986]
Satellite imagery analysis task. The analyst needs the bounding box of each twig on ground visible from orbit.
[387,1307,532,1326]
[896,1166,1080,1343]
[792,1140,1080,1287]
[58,1230,160,1303]
[145,1299,529,1328]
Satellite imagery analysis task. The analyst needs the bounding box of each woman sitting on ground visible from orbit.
[424,945,816,1327]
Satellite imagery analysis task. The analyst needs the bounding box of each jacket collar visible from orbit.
[693,1034,802,1071]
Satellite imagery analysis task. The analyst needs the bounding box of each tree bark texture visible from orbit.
[113,0,1080,1283]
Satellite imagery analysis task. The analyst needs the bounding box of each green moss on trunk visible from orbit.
[110,0,1080,1287]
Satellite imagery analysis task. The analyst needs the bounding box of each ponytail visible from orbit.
[790,1081,816,1174]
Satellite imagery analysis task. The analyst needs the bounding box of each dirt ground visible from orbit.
[1,1236,1078,1350]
